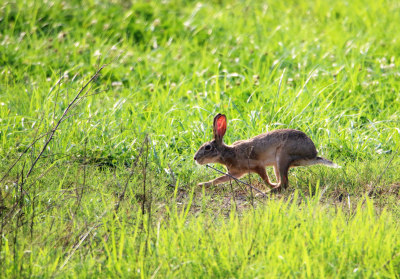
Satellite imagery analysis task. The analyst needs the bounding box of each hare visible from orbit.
[194,113,339,191]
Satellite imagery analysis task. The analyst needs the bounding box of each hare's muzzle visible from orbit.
[193,156,202,165]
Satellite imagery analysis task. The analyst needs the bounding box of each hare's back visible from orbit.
[271,129,317,158]
[251,129,310,141]
[253,129,317,158]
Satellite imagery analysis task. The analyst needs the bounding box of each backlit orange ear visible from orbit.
[216,114,227,138]
[213,113,227,144]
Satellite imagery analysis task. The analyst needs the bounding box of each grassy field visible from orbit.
[1,0,400,277]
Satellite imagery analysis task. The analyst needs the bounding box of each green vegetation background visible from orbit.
[1,0,400,277]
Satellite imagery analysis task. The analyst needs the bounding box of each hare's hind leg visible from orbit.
[273,154,292,190]
[273,164,280,184]
[277,164,290,189]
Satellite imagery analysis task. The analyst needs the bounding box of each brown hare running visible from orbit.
[194,113,339,191]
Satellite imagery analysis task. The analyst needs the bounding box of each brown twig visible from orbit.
[25,65,106,179]
[144,136,151,257]
[228,178,238,212]
[168,164,177,186]
[205,165,268,197]
[363,148,398,205]
[142,136,149,215]
[375,148,398,186]
[114,136,148,213]
[0,130,52,184]
[59,210,106,270]
[75,138,88,214]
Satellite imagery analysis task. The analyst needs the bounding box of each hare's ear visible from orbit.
[213,113,227,144]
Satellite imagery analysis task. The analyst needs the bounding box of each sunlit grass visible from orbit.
[1,0,400,277]
[3,191,400,278]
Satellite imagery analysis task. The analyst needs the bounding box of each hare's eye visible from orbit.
[205,144,212,151]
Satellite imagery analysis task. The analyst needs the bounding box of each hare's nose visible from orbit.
[194,156,197,160]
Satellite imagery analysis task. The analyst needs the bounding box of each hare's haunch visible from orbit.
[194,113,339,191]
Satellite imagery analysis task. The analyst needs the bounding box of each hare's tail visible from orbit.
[292,157,341,168]
[315,157,341,168]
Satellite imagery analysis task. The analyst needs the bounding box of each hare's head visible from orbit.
[194,113,227,165]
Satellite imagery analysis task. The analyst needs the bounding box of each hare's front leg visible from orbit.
[253,167,277,188]
[198,171,244,187]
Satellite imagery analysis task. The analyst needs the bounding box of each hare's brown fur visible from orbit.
[194,114,339,191]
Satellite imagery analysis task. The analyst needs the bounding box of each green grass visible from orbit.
[4,193,400,278]
[1,0,400,277]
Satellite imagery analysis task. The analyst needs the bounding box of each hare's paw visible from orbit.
[198,181,212,187]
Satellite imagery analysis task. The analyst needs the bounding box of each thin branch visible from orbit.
[114,136,148,213]
[228,177,238,212]
[59,216,105,270]
[48,73,66,96]
[361,148,398,207]
[142,136,149,215]
[375,148,398,186]
[205,165,268,197]
[25,65,106,179]
[0,131,52,184]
